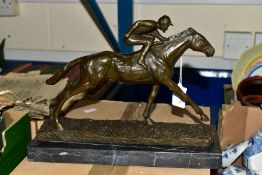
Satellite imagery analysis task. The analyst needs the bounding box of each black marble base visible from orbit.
[27,118,222,168]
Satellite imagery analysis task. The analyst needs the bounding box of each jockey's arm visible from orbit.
[149,30,168,42]
[125,20,157,38]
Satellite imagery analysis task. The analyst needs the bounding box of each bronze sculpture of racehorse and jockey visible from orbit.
[46,27,215,130]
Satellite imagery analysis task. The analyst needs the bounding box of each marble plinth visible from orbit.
[27,118,221,168]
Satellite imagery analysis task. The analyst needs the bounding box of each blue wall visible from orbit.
[111,68,232,126]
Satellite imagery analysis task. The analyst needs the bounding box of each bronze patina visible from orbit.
[46,27,215,130]
[36,117,214,147]
[124,15,173,69]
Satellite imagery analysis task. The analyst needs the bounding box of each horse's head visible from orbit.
[188,28,215,57]
[153,28,215,64]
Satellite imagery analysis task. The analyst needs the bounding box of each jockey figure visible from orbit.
[124,15,173,69]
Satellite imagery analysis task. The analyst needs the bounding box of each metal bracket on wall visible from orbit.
[79,0,133,99]
[80,0,121,52]
[80,0,133,53]
[118,0,133,53]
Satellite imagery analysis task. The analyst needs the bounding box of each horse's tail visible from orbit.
[46,56,84,85]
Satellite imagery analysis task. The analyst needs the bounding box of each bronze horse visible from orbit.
[46,28,215,130]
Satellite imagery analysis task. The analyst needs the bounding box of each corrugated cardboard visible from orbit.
[12,159,209,175]
[65,100,210,124]
[218,102,262,149]
[0,72,68,119]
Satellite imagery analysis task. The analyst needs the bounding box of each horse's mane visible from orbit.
[169,28,196,41]
[152,27,197,48]
[118,28,198,59]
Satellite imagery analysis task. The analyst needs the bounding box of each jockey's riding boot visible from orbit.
[138,59,147,69]
[138,53,148,69]
[138,39,154,69]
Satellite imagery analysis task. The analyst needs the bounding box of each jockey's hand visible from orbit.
[168,35,179,41]
[159,37,169,42]
[168,36,173,40]
[164,37,169,41]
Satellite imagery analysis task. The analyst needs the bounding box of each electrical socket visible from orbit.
[0,0,19,16]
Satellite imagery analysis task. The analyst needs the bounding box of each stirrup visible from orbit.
[138,60,147,69]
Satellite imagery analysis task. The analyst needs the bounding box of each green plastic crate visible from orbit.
[0,112,31,175]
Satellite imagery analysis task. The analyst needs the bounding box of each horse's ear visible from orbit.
[188,27,197,34]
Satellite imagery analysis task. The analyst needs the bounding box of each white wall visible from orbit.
[1,2,262,69]
[0,3,117,51]
[135,4,262,57]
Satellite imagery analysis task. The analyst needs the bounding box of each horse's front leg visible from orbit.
[161,78,209,121]
[143,85,160,125]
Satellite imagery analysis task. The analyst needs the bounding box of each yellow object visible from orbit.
[232,42,262,90]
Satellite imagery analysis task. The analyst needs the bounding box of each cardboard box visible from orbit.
[0,111,31,175]
[218,102,262,149]
[12,159,210,175]
[218,102,262,168]
[65,100,210,124]
[13,100,211,175]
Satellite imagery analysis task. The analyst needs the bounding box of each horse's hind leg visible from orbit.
[52,83,96,130]
[142,85,160,125]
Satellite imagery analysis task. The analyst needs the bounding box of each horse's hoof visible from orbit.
[56,123,64,131]
[145,118,154,125]
[200,114,209,122]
